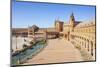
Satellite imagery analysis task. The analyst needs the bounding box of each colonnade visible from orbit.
[69,32,95,57]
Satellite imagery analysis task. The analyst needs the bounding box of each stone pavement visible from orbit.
[24,38,83,64]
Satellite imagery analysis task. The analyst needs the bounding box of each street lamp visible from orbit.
[16,34,18,50]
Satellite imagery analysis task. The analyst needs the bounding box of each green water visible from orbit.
[12,42,45,65]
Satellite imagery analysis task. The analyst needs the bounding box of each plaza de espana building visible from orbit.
[12,13,96,60]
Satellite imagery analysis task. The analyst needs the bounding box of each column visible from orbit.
[91,41,93,56]
[87,40,89,51]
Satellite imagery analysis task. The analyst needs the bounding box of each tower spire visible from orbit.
[70,12,75,32]
[70,12,75,25]
[70,12,75,21]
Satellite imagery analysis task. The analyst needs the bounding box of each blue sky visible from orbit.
[12,0,96,28]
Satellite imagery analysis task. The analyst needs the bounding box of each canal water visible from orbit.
[12,42,46,65]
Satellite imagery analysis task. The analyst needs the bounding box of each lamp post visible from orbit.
[16,34,18,50]
[44,29,47,44]
[15,34,21,64]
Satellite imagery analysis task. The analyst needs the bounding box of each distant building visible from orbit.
[55,20,63,32]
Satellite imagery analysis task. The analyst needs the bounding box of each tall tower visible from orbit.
[70,13,75,32]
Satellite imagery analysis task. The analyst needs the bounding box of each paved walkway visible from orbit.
[24,38,83,64]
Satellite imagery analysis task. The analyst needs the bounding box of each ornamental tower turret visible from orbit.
[70,13,75,31]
